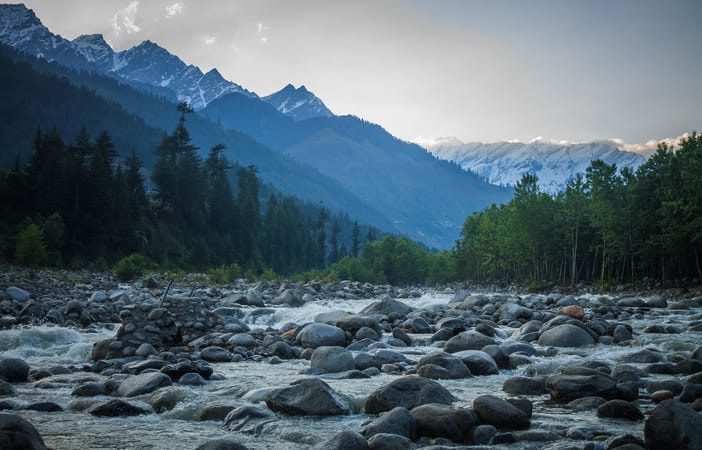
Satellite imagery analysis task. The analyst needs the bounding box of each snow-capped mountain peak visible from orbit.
[419,137,648,194]
[72,34,113,66]
[263,83,333,120]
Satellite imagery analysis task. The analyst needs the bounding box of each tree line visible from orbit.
[0,105,379,276]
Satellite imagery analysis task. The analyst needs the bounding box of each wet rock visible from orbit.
[197,404,235,421]
[644,400,702,450]
[651,390,674,403]
[620,348,666,364]
[453,350,498,375]
[444,331,495,353]
[367,433,412,450]
[646,379,683,395]
[612,324,633,343]
[134,343,158,357]
[311,431,369,450]
[365,376,455,414]
[361,297,413,319]
[557,305,585,320]
[417,352,471,379]
[566,396,606,411]
[546,374,618,401]
[266,378,351,416]
[392,328,413,346]
[200,346,233,363]
[361,406,418,440]
[87,399,149,416]
[0,413,46,450]
[597,399,644,420]
[5,287,30,302]
[0,358,30,382]
[161,361,213,381]
[271,289,304,307]
[0,380,14,396]
[605,434,646,449]
[71,381,107,397]
[473,395,530,429]
[296,323,346,349]
[311,346,355,373]
[356,327,379,341]
[148,386,191,412]
[195,439,250,450]
[473,424,497,445]
[411,403,479,443]
[223,405,276,433]
[680,383,702,403]
[538,324,595,347]
[117,371,172,397]
[178,372,206,386]
[502,376,546,396]
[611,364,644,383]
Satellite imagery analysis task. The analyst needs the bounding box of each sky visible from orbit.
[17,0,702,144]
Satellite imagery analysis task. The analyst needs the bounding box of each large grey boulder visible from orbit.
[502,376,546,396]
[311,346,355,373]
[365,376,455,414]
[361,406,418,440]
[417,352,471,379]
[223,405,276,433]
[117,372,172,397]
[296,323,346,349]
[545,374,618,402]
[0,413,46,450]
[473,395,530,429]
[266,378,351,416]
[311,431,369,450]
[0,358,30,383]
[645,400,702,450]
[360,297,413,319]
[444,331,495,353]
[410,403,479,443]
[87,399,149,417]
[5,287,30,302]
[200,346,233,363]
[453,350,499,375]
[538,324,595,347]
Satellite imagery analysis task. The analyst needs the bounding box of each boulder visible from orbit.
[271,289,304,306]
[117,372,172,397]
[453,350,498,375]
[198,404,236,421]
[5,287,30,302]
[645,400,702,450]
[557,305,585,320]
[361,406,418,440]
[296,323,346,349]
[87,399,149,417]
[502,376,546,396]
[0,358,30,383]
[546,374,617,402]
[365,376,455,414]
[0,413,46,450]
[597,399,644,420]
[200,346,233,363]
[416,352,471,379]
[0,380,16,396]
[444,331,495,354]
[178,373,207,386]
[195,439,250,450]
[223,405,276,433]
[360,297,413,319]
[266,378,350,416]
[366,433,412,450]
[311,346,355,373]
[472,395,530,429]
[411,403,479,443]
[161,361,213,381]
[538,324,594,347]
[311,431,369,450]
[149,386,192,412]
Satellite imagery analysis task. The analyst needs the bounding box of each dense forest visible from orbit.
[0,106,380,278]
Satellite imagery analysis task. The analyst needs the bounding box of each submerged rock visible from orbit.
[0,413,46,450]
[472,395,530,429]
[266,378,351,416]
[365,376,455,414]
[645,400,702,450]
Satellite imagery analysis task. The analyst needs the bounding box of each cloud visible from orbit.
[165,2,183,18]
[112,1,141,35]
[257,22,269,44]
[203,35,216,45]
[612,134,689,156]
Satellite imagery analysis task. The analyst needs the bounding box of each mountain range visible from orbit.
[420,137,648,194]
[0,3,514,249]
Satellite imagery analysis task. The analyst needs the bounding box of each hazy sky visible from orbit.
[17,0,702,144]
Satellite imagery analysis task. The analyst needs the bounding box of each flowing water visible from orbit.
[1,292,700,449]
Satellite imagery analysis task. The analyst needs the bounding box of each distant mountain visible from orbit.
[263,84,333,120]
[420,137,647,193]
[0,4,254,109]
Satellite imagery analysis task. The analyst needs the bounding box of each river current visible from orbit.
[1,292,700,449]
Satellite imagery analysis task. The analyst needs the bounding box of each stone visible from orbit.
[296,323,346,349]
[200,346,233,363]
[545,374,618,401]
[473,424,497,445]
[0,358,30,382]
[198,404,236,421]
[411,403,479,443]
[361,406,418,440]
[417,352,471,379]
[178,372,207,386]
[644,400,702,450]
[472,395,530,429]
[265,378,350,416]
[416,364,451,380]
[0,413,46,450]
[5,287,30,302]
[651,390,674,403]
[223,405,276,433]
[87,399,149,417]
[365,376,455,414]
[356,327,380,341]
[566,396,607,410]
[453,350,498,375]
[680,383,702,403]
[557,305,585,320]
[311,346,355,373]
[161,361,213,381]
[88,291,108,302]
[195,439,250,450]
[597,399,644,420]
[613,324,633,343]
[0,380,16,396]
[367,433,412,450]
[25,402,63,412]
[134,343,158,357]
[444,331,496,353]
[117,371,172,397]
[538,324,594,347]
[271,289,304,306]
[392,328,413,346]
[148,386,191,412]
[502,376,546,396]
[360,297,413,319]
[311,431,369,450]
[71,382,107,397]
[228,333,257,348]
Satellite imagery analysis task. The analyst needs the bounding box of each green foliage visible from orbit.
[208,263,241,285]
[114,253,151,281]
[15,222,47,268]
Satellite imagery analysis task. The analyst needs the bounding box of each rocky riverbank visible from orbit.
[1,268,702,449]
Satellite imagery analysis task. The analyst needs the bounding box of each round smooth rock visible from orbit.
[0,413,46,450]
[311,346,355,373]
[365,376,455,414]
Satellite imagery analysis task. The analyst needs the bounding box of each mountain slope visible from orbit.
[263,84,333,120]
[423,137,647,193]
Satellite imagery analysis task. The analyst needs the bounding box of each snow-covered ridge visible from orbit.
[419,137,650,194]
[262,83,333,120]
